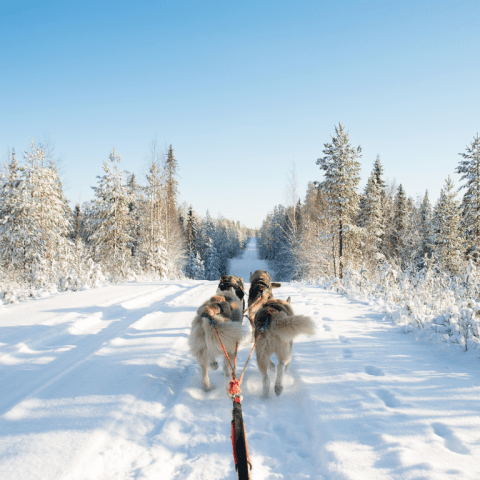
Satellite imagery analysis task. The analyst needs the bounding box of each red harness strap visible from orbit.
[206,316,259,479]
[211,323,261,399]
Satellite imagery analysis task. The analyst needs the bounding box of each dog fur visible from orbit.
[217,275,245,311]
[254,298,315,397]
[189,289,244,392]
[247,270,281,337]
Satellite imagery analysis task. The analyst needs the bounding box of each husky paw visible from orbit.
[274,384,283,396]
[203,383,212,392]
[210,361,219,370]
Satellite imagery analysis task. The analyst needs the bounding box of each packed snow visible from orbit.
[1,239,480,479]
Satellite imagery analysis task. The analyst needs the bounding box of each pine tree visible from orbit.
[392,184,407,266]
[267,206,284,261]
[24,141,71,266]
[433,177,463,274]
[186,205,198,253]
[204,236,220,280]
[432,177,463,274]
[418,191,433,265]
[456,133,480,261]
[215,222,230,276]
[0,150,41,276]
[277,206,297,281]
[72,203,83,262]
[193,251,205,279]
[373,155,387,192]
[137,158,168,276]
[162,145,185,277]
[126,173,143,258]
[358,168,384,265]
[184,248,197,279]
[164,144,179,241]
[295,199,303,234]
[88,149,133,274]
[316,123,362,278]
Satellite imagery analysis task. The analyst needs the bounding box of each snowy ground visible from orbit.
[1,238,480,479]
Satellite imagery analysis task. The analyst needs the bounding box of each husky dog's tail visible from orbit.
[261,313,315,340]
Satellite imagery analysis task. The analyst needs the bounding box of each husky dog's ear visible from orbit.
[272,282,281,289]
[286,296,291,303]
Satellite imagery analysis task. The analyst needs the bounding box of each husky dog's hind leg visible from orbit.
[255,341,272,397]
[274,340,293,396]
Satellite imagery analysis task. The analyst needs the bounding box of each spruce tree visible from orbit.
[373,155,387,192]
[204,236,220,280]
[392,184,407,266]
[184,248,197,279]
[432,177,463,274]
[162,144,185,277]
[358,168,383,264]
[295,199,303,234]
[456,133,480,261]
[193,251,205,279]
[0,150,41,276]
[419,191,433,265]
[88,149,133,274]
[126,173,142,258]
[165,145,179,234]
[137,159,168,276]
[186,205,198,254]
[316,123,362,278]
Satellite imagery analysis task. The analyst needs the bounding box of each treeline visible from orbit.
[0,140,249,301]
[259,123,480,282]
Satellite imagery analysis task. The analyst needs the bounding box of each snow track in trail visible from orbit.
[0,281,213,480]
[0,284,189,417]
[1,240,480,479]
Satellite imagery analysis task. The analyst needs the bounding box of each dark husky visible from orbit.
[217,275,245,311]
[189,289,244,392]
[246,270,281,337]
[254,298,315,397]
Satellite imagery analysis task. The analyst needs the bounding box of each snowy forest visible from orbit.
[257,124,480,353]
[258,124,480,281]
[2,125,480,355]
[0,141,250,302]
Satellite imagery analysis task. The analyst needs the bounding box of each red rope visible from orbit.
[209,316,256,478]
[212,324,236,378]
[212,323,262,399]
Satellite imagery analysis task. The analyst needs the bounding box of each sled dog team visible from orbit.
[189,270,315,398]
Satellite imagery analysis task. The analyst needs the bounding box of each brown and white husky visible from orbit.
[254,298,315,397]
[189,289,244,392]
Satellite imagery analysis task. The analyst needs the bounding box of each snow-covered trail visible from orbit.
[1,239,480,479]
[228,237,268,281]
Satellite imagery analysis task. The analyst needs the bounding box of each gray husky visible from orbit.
[189,289,244,392]
[254,298,315,397]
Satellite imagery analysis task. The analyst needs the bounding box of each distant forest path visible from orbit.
[228,237,268,281]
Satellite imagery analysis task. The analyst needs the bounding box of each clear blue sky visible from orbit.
[1,0,479,228]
